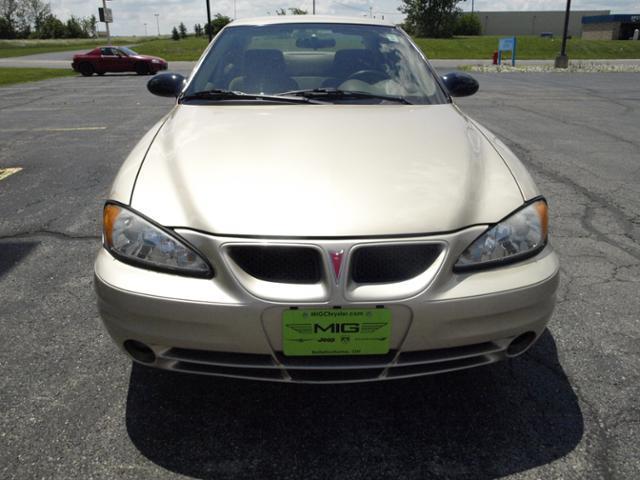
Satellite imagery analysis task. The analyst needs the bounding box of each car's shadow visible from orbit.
[0,241,38,279]
[126,330,582,479]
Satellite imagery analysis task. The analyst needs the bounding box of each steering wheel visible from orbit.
[346,69,390,84]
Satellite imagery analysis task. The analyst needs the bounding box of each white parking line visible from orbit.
[0,126,107,133]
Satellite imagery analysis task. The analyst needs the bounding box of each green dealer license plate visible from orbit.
[282,308,392,356]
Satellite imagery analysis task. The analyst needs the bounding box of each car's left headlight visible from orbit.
[454,199,549,271]
[103,202,213,278]
[151,59,161,64]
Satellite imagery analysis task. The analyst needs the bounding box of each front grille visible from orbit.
[228,246,323,284]
[350,244,442,284]
[154,341,506,383]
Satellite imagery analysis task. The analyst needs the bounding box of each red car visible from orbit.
[72,46,168,76]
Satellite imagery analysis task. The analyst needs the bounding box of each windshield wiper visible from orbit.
[280,88,412,105]
[180,89,320,104]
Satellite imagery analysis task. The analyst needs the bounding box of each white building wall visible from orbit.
[476,10,610,37]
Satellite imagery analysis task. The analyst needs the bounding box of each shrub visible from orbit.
[455,13,482,36]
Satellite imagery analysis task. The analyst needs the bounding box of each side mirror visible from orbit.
[147,73,187,98]
[441,72,479,97]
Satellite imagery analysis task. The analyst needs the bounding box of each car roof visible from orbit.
[228,15,395,28]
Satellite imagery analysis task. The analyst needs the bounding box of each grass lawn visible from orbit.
[415,35,640,60]
[0,67,76,86]
[3,35,639,62]
[0,37,155,58]
[135,35,640,62]
[135,37,210,61]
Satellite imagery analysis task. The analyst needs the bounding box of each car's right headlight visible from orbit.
[454,199,549,272]
[103,202,213,278]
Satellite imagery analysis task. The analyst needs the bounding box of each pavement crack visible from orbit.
[506,142,640,262]
[0,230,100,242]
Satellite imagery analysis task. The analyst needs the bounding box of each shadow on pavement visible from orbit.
[126,330,582,479]
[0,241,38,279]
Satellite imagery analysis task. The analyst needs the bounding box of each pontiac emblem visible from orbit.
[330,250,345,281]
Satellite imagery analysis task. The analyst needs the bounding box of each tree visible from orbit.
[64,15,85,38]
[0,16,11,37]
[0,0,20,38]
[194,23,203,37]
[38,12,65,38]
[454,13,481,35]
[399,0,461,38]
[171,26,180,41]
[23,0,50,33]
[204,13,231,37]
[276,7,307,15]
[81,14,97,38]
[178,21,187,38]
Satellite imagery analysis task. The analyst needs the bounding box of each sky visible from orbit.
[48,1,639,36]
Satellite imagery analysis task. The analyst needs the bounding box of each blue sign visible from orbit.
[497,37,517,66]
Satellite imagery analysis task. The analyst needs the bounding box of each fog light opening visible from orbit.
[506,332,536,357]
[124,340,156,364]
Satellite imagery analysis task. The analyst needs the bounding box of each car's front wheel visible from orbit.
[78,62,94,77]
[135,63,150,75]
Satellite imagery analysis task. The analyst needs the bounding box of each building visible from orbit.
[476,10,610,37]
[582,14,640,40]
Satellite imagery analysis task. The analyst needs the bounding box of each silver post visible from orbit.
[154,13,160,37]
[102,0,111,44]
[313,0,316,14]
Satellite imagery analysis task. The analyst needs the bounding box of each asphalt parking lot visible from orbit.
[1,70,639,479]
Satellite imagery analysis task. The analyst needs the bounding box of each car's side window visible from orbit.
[101,48,115,56]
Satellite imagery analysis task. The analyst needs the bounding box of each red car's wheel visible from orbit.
[135,62,150,75]
[78,62,94,77]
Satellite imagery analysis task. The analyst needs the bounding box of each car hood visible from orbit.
[133,54,165,62]
[130,104,524,237]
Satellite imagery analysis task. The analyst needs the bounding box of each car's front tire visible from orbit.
[135,63,150,75]
[78,63,94,77]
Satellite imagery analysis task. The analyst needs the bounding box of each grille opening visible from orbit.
[397,342,500,365]
[387,356,493,378]
[173,361,285,380]
[228,246,323,284]
[288,368,385,382]
[276,350,397,368]
[350,244,442,284]
[163,348,275,367]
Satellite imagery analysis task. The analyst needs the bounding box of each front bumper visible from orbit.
[95,228,559,383]
[153,62,168,72]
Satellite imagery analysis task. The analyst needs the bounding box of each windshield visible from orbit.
[119,47,138,56]
[185,23,448,105]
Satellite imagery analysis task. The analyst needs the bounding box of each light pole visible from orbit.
[555,0,571,68]
[154,13,160,36]
[234,0,237,19]
[144,22,148,36]
[313,1,316,14]
[206,0,213,42]
[102,0,111,44]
